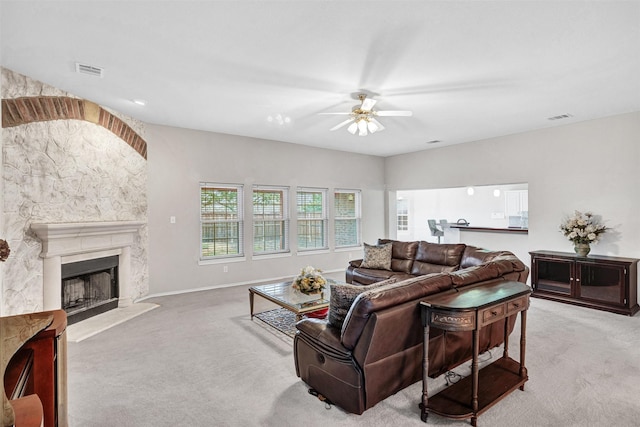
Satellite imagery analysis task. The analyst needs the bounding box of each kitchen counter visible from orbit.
[449,225,528,234]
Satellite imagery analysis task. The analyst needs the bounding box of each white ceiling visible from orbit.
[1,1,639,157]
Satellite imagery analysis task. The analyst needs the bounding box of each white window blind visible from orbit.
[334,189,361,247]
[200,183,244,259]
[253,185,289,255]
[296,188,328,250]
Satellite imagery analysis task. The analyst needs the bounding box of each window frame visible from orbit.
[252,185,290,256]
[397,198,409,231]
[334,189,362,248]
[295,187,328,251]
[200,183,244,260]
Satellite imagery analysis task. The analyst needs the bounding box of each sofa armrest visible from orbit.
[349,259,363,268]
[295,318,352,360]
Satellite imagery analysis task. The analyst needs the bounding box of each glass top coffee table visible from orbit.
[249,278,341,322]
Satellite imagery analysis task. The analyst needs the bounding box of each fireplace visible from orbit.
[31,221,145,317]
[62,255,119,325]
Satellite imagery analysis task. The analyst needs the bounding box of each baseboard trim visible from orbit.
[137,268,344,302]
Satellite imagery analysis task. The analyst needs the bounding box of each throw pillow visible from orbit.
[360,242,393,270]
[328,278,397,330]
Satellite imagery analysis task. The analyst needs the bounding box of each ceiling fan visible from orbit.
[321,93,413,136]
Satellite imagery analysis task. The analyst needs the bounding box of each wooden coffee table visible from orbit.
[249,279,337,322]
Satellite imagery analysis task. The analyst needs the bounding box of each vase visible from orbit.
[574,243,591,257]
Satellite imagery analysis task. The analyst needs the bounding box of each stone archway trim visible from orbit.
[1,96,147,159]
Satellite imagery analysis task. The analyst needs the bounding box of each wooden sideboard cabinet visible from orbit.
[530,250,639,316]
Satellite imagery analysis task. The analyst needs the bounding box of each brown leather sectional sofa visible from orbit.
[294,239,529,415]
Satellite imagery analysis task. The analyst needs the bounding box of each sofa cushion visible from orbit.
[411,242,466,275]
[350,268,414,286]
[460,246,503,269]
[378,239,419,273]
[327,278,397,330]
[360,242,393,270]
[449,262,503,287]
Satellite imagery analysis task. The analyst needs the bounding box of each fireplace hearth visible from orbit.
[62,256,119,325]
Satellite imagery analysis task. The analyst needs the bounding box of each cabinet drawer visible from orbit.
[480,303,505,326]
[506,296,529,315]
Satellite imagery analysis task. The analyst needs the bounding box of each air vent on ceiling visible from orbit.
[547,113,573,121]
[426,140,441,144]
[75,62,104,77]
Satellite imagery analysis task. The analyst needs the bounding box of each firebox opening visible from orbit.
[61,255,119,325]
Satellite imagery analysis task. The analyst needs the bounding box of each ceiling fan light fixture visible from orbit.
[358,119,368,136]
[324,93,411,136]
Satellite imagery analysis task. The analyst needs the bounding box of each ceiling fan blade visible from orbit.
[370,118,385,131]
[376,110,413,117]
[360,98,377,111]
[330,118,355,131]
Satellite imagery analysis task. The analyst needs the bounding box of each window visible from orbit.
[253,186,289,255]
[296,188,328,250]
[200,183,244,259]
[397,198,408,231]
[334,190,361,247]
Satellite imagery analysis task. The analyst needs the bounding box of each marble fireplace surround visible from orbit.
[30,221,145,311]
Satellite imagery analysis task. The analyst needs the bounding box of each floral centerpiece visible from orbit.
[559,211,606,256]
[292,266,326,295]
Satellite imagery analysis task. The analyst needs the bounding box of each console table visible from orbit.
[420,281,531,426]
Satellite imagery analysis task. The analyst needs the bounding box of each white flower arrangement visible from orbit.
[292,266,326,295]
[560,211,606,245]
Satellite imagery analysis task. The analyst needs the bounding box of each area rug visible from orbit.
[254,308,298,337]
[254,307,328,338]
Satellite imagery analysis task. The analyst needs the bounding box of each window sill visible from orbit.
[297,249,331,256]
[252,252,292,261]
[198,256,247,266]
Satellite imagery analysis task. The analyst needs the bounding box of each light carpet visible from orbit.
[66,284,640,426]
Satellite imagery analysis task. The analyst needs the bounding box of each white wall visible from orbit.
[386,112,640,265]
[146,125,385,296]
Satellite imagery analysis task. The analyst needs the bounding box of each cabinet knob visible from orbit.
[491,310,498,316]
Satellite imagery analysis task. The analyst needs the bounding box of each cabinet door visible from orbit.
[534,258,573,296]
[577,262,625,306]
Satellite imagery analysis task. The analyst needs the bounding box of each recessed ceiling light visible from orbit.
[132,99,147,106]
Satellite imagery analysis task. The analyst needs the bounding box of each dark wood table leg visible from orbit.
[471,328,479,427]
[421,314,430,422]
[519,309,528,390]
[249,289,255,319]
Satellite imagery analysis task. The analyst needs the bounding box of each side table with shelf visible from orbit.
[420,281,531,426]
[530,250,639,316]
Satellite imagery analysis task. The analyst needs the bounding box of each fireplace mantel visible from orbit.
[31,221,145,258]
[30,221,145,310]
